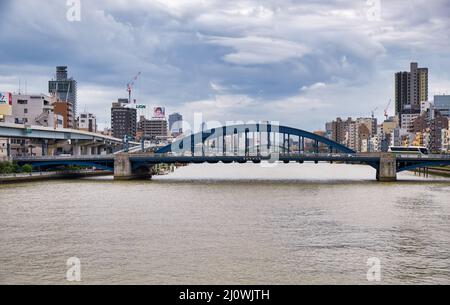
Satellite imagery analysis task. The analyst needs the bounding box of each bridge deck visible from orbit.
[13,153,450,164]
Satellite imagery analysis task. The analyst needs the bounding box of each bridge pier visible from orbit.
[114,154,152,180]
[377,153,397,182]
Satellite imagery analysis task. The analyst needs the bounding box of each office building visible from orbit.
[78,112,97,133]
[138,116,168,141]
[169,113,183,135]
[326,117,354,145]
[401,112,420,132]
[49,66,78,116]
[5,94,63,128]
[434,95,450,118]
[395,62,428,123]
[111,100,137,140]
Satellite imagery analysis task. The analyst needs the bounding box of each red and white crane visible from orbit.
[384,99,392,119]
[127,72,141,104]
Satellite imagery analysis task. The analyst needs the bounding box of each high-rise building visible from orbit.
[434,95,450,118]
[169,113,183,135]
[395,71,409,115]
[111,100,137,140]
[49,66,78,117]
[326,117,354,145]
[326,117,377,152]
[138,116,168,141]
[395,62,428,121]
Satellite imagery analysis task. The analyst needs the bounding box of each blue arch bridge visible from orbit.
[13,123,450,182]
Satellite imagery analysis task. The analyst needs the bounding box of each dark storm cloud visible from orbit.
[0,0,450,129]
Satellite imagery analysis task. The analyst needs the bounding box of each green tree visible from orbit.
[22,164,33,174]
[0,162,14,174]
[12,163,21,173]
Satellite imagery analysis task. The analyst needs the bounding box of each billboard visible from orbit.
[0,92,12,105]
[0,92,12,116]
[153,107,166,118]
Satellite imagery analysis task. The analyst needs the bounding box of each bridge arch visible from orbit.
[397,161,450,173]
[156,123,355,155]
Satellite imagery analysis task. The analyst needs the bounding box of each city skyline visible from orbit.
[2,1,450,288]
[1,0,450,131]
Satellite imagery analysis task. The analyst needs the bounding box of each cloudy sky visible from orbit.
[1,0,450,130]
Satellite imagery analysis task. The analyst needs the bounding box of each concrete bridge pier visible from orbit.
[114,154,152,180]
[377,153,397,182]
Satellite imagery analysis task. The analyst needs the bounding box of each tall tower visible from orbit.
[395,71,410,115]
[395,62,428,118]
[49,66,78,117]
[111,99,137,140]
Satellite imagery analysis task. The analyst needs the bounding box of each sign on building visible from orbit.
[153,107,165,118]
[0,91,12,116]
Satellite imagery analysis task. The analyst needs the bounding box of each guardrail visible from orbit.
[0,169,105,178]
[13,155,114,161]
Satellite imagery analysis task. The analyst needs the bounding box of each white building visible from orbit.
[345,122,357,151]
[390,128,413,147]
[78,112,97,133]
[0,138,8,160]
[370,134,382,152]
[420,101,432,114]
[442,129,450,153]
[401,113,420,132]
[6,94,63,128]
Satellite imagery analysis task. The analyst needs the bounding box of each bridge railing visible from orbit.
[12,152,450,162]
[13,155,114,162]
[393,154,450,160]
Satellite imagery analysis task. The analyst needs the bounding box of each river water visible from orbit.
[1,163,449,284]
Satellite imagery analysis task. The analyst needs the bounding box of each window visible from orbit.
[18,100,28,105]
[24,108,28,114]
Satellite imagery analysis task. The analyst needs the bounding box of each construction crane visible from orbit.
[384,99,392,119]
[127,72,141,104]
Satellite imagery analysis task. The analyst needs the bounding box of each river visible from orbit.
[0,163,449,284]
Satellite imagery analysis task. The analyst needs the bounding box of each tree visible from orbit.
[22,164,33,174]
[0,162,14,174]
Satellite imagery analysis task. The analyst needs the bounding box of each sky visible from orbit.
[1,0,450,131]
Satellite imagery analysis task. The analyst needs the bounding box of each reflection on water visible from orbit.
[0,163,449,284]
